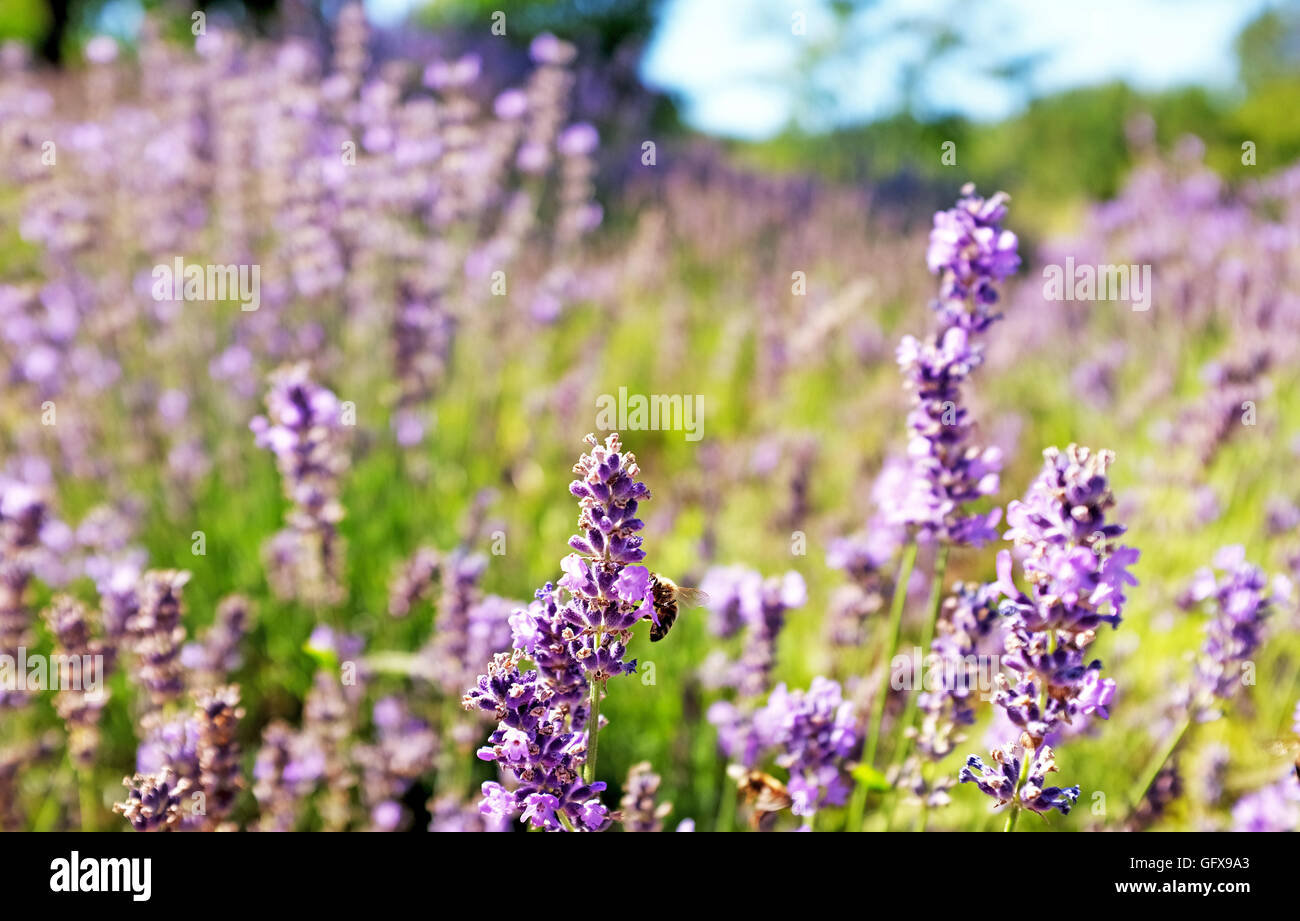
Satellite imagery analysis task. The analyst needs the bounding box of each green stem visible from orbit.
[1126,712,1193,819]
[1006,637,1052,833]
[77,768,98,833]
[585,668,603,785]
[890,546,950,768]
[917,762,933,832]
[1003,751,1032,832]
[714,769,737,832]
[845,541,918,832]
[865,541,919,767]
[33,765,72,832]
[886,544,944,835]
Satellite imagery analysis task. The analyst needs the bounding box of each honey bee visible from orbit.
[727,764,793,831]
[1262,736,1300,784]
[646,574,708,642]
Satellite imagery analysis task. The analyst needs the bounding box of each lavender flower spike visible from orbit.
[959,743,1080,816]
[250,363,349,607]
[926,183,1021,330]
[182,594,252,688]
[42,595,114,768]
[114,768,193,832]
[962,444,1137,824]
[463,434,656,831]
[252,720,325,832]
[0,477,55,709]
[1184,546,1280,712]
[756,677,861,819]
[464,652,611,831]
[621,761,672,832]
[560,433,654,679]
[891,185,1019,548]
[905,581,1004,808]
[128,570,190,710]
[195,684,245,831]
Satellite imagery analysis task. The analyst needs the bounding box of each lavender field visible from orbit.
[1,2,1299,836]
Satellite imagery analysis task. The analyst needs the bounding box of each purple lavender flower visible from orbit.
[195,685,244,831]
[424,549,488,693]
[463,652,610,831]
[959,743,1079,816]
[754,678,861,818]
[509,583,588,706]
[1231,780,1299,831]
[566,433,650,565]
[302,670,360,831]
[734,570,806,699]
[559,433,654,678]
[355,696,438,831]
[1265,497,1300,536]
[893,328,1003,546]
[136,713,200,780]
[390,285,455,450]
[961,445,1137,820]
[114,768,193,832]
[83,536,146,641]
[428,793,510,832]
[387,546,440,618]
[700,565,760,639]
[910,582,1004,793]
[996,446,1138,634]
[621,761,672,832]
[1184,546,1280,712]
[462,434,656,832]
[530,33,577,66]
[1124,763,1183,831]
[826,528,901,589]
[703,568,807,763]
[825,582,886,649]
[890,185,1019,548]
[0,477,54,709]
[465,594,518,676]
[926,184,1021,327]
[182,594,251,688]
[558,123,599,158]
[128,570,190,709]
[825,459,908,646]
[253,720,324,832]
[707,699,763,768]
[41,595,114,767]
[250,363,349,607]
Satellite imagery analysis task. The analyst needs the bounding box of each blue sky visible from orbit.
[640,0,1280,139]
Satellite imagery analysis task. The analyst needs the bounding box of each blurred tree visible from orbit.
[413,0,660,54]
[16,0,299,63]
[0,0,51,47]
[40,0,69,60]
[1235,5,1300,91]
[14,0,661,64]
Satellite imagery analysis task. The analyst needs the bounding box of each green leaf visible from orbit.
[851,764,891,791]
[302,640,339,671]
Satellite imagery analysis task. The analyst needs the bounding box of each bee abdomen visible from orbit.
[649,603,678,642]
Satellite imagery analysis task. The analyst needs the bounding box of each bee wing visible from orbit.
[1261,738,1300,758]
[671,586,710,609]
[753,782,794,814]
